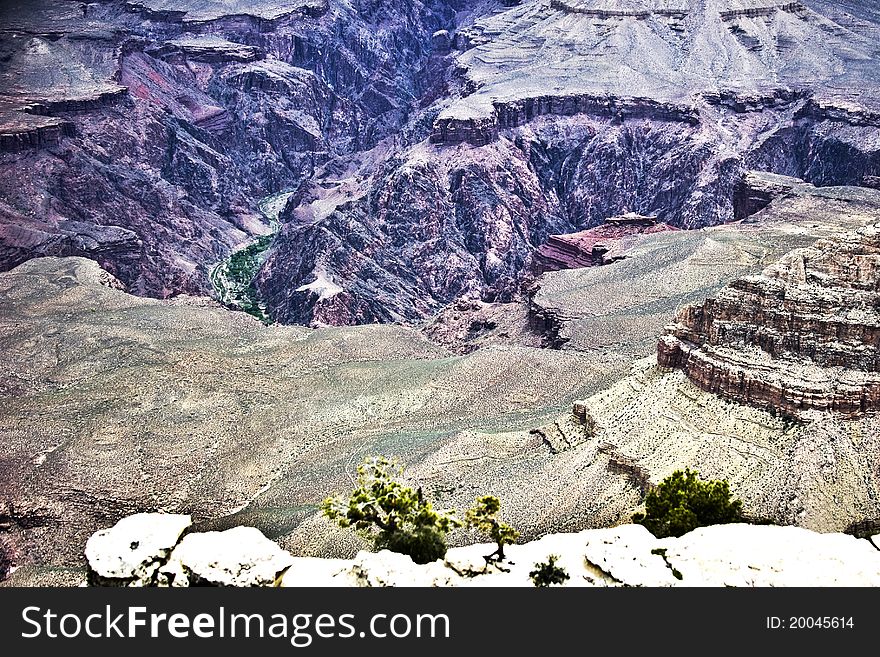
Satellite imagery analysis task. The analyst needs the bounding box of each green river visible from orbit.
[208,190,295,322]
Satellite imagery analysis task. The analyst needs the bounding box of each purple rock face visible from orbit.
[1,0,879,323]
[0,0,457,296]
[255,96,880,325]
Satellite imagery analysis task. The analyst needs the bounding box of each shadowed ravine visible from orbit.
[209,190,295,321]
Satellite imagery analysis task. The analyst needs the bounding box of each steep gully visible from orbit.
[208,190,294,322]
[113,81,880,330]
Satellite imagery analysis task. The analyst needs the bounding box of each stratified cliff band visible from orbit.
[659,224,880,417]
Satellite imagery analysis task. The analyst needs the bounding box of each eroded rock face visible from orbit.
[0,0,457,298]
[255,0,880,326]
[255,115,754,325]
[658,223,880,416]
[4,1,880,325]
[532,214,678,274]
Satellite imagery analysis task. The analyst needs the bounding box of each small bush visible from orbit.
[321,457,460,564]
[529,555,570,587]
[323,458,521,566]
[376,526,449,565]
[465,495,519,561]
[633,468,743,538]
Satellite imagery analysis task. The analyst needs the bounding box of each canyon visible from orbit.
[4,180,880,585]
[2,0,880,325]
[2,0,880,584]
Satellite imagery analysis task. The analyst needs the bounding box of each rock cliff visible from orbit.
[0,0,458,298]
[254,0,880,325]
[532,214,677,274]
[3,1,880,324]
[658,223,880,417]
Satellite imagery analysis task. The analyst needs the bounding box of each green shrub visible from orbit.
[376,526,449,565]
[465,495,519,561]
[321,457,460,564]
[323,458,521,565]
[633,468,743,538]
[529,555,570,587]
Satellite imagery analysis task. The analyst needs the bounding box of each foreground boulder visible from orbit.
[160,526,295,587]
[85,516,880,587]
[660,524,880,587]
[289,524,880,587]
[85,513,192,586]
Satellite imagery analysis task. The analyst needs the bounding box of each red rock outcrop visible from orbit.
[658,224,880,417]
[533,213,677,274]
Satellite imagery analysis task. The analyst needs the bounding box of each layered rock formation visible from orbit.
[658,224,880,416]
[450,0,880,110]
[430,94,701,147]
[3,1,880,325]
[532,214,677,274]
[255,0,880,325]
[81,513,880,587]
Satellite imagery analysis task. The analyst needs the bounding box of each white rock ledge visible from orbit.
[160,526,296,587]
[85,515,880,587]
[85,513,192,586]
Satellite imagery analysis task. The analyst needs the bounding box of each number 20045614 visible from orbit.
[766,617,854,630]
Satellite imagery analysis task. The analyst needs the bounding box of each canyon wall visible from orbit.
[3,0,880,325]
[658,224,880,416]
[0,0,458,297]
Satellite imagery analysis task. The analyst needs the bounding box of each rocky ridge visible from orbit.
[0,0,460,298]
[79,513,880,587]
